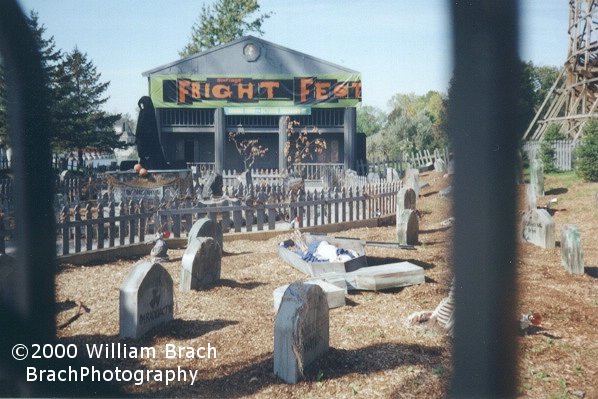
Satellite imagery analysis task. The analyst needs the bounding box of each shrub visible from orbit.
[540,124,565,173]
[576,119,598,181]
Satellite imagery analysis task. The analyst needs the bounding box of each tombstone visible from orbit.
[560,225,584,274]
[345,262,425,291]
[187,217,223,250]
[273,280,345,312]
[525,184,537,212]
[274,283,329,384]
[434,158,447,173]
[120,261,174,339]
[397,209,419,245]
[0,254,16,308]
[386,167,400,182]
[396,188,416,214]
[404,169,420,196]
[530,158,544,197]
[521,209,555,249]
[180,237,222,291]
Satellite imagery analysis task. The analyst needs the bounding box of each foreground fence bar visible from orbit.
[450,1,519,397]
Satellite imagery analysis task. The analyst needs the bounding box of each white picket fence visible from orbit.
[522,140,576,171]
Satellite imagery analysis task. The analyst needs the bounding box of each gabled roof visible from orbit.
[142,35,359,77]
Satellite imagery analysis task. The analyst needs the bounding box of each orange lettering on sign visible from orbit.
[212,84,232,99]
[178,79,191,103]
[300,78,314,103]
[204,83,210,98]
[191,82,201,99]
[315,82,331,100]
[351,82,362,98]
[259,81,280,99]
[237,83,254,100]
[333,83,348,98]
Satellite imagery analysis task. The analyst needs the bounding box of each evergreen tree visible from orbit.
[540,123,566,173]
[180,0,271,57]
[53,48,123,165]
[576,118,598,181]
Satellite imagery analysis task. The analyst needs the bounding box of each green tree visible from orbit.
[575,118,598,181]
[0,11,63,147]
[53,48,123,165]
[540,123,566,173]
[180,0,271,57]
[356,105,386,137]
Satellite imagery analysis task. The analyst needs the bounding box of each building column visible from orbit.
[278,115,289,172]
[214,108,225,174]
[343,107,357,171]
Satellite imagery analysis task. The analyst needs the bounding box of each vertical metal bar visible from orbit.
[449,1,520,397]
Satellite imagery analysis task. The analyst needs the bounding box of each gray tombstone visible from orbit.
[522,209,555,249]
[180,237,222,291]
[119,261,174,339]
[525,184,537,212]
[274,283,329,384]
[560,225,584,274]
[397,209,419,245]
[187,217,223,250]
[405,169,420,196]
[0,254,16,308]
[530,158,544,197]
[396,188,416,214]
[434,158,447,173]
[447,160,455,175]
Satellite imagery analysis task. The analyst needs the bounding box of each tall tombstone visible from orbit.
[396,188,416,215]
[120,261,174,339]
[187,217,223,250]
[397,209,419,245]
[530,158,544,197]
[180,237,222,291]
[560,225,584,274]
[434,158,447,173]
[405,168,420,197]
[274,283,329,384]
[521,209,555,249]
[525,184,537,212]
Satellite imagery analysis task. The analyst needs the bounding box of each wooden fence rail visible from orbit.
[0,181,401,256]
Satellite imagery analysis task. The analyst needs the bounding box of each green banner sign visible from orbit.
[149,74,361,109]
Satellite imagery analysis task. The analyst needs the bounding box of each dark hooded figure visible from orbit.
[135,96,169,170]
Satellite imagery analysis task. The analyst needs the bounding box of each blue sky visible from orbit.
[18,0,569,117]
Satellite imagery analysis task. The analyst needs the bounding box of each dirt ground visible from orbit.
[54,171,597,398]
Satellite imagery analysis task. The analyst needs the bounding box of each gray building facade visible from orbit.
[142,36,361,173]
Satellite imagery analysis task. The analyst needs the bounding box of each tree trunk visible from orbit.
[77,148,84,169]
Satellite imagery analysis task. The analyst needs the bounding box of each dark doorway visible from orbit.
[184,139,195,162]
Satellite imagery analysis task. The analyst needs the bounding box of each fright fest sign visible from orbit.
[150,75,362,108]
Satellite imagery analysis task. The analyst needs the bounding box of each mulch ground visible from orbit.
[55,171,597,398]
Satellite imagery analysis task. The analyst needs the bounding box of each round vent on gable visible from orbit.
[243,43,261,62]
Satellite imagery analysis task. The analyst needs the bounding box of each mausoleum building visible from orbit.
[142,36,363,173]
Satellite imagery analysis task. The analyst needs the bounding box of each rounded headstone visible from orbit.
[274,283,329,384]
[187,217,223,249]
[521,208,555,249]
[396,209,419,245]
[560,224,584,274]
[180,237,222,291]
[119,261,174,339]
[396,188,416,214]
